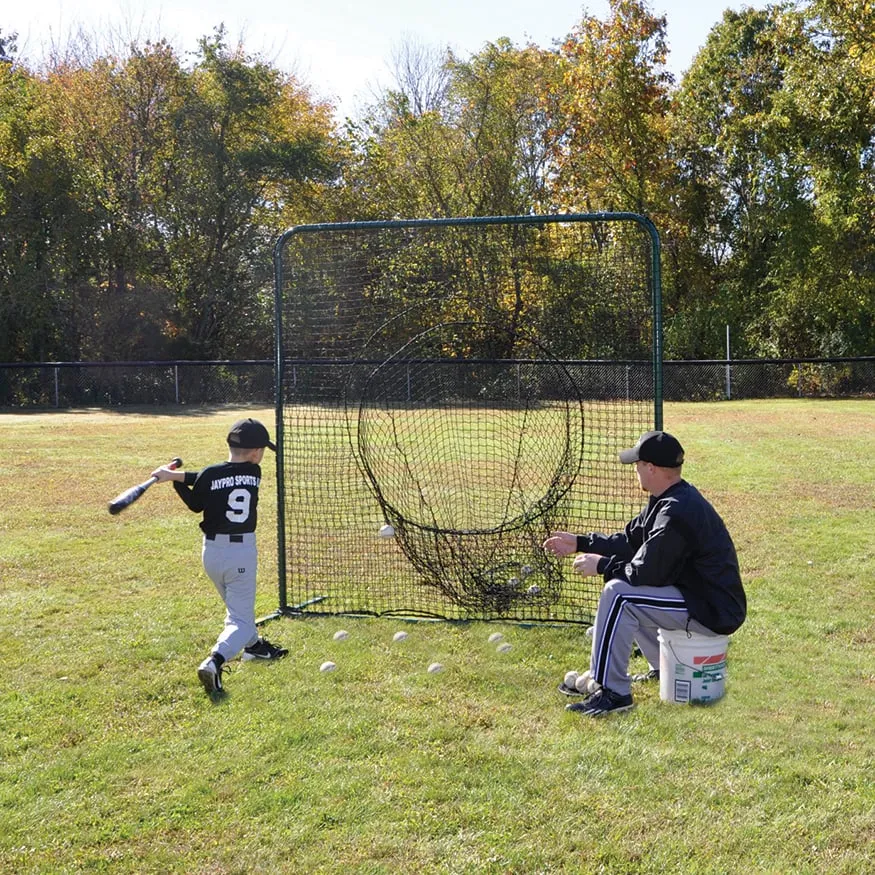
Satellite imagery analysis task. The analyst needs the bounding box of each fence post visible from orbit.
[174,364,180,404]
[54,366,60,408]
[725,324,731,400]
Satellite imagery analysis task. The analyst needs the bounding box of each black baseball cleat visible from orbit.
[566,687,634,717]
[242,637,288,661]
[631,669,660,683]
[557,682,584,696]
[197,655,226,694]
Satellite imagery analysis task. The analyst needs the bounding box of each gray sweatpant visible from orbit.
[201,533,259,662]
[590,578,720,696]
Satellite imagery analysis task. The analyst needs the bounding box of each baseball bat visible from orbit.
[108,457,182,515]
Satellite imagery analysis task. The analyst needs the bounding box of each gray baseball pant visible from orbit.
[590,578,720,696]
[201,533,259,662]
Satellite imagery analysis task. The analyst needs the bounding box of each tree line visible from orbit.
[1,0,873,363]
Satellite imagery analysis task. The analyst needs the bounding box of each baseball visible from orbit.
[393,631,409,641]
[488,632,504,644]
[333,630,350,641]
[564,670,580,689]
[427,662,444,674]
[379,524,395,538]
[526,584,541,595]
[575,670,598,694]
[496,642,512,653]
[320,661,337,673]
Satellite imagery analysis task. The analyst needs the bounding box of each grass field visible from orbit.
[1,400,873,874]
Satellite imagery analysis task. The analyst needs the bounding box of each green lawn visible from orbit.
[0,400,872,873]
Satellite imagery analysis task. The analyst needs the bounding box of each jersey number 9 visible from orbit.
[225,488,252,523]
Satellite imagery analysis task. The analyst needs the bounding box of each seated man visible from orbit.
[544,430,746,717]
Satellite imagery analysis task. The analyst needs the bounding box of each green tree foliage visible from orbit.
[666,6,795,356]
[1,4,873,364]
[667,2,875,356]
[345,37,560,219]
[0,27,337,362]
[0,56,86,360]
[157,29,337,357]
[770,0,875,356]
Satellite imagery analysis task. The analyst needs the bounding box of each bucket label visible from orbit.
[674,680,692,703]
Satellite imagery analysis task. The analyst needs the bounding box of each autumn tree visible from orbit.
[344,37,561,219]
[0,27,338,361]
[549,0,674,215]
[42,41,189,359]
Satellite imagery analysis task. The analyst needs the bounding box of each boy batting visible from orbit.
[151,418,287,694]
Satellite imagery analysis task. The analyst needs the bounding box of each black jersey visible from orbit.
[583,479,746,635]
[173,460,262,536]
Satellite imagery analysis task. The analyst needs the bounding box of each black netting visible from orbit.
[275,216,659,624]
[354,324,583,614]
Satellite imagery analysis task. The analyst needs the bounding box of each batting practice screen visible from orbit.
[271,214,662,624]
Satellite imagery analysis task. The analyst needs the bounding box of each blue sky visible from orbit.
[8,1,769,119]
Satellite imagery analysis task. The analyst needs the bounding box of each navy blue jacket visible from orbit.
[579,479,746,635]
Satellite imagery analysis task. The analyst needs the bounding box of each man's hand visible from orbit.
[572,553,602,577]
[543,531,578,557]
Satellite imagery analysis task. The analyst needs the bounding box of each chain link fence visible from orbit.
[0,361,275,408]
[0,357,872,408]
[663,357,875,401]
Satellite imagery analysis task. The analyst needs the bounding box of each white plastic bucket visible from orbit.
[657,629,729,705]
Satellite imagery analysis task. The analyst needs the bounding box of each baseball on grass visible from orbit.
[333,630,350,641]
[320,661,337,673]
[379,524,395,538]
[427,662,444,674]
[393,631,409,641]
[496,642,512,654]
[564,670,580,689]
[488,632,504,644]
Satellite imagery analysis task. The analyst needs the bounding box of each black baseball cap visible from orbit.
[227,418,276,452]
[618,431,684,467]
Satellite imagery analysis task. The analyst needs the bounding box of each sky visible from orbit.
[7,1,768,119]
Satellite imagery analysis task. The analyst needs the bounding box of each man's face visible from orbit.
[634,459,654,491]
